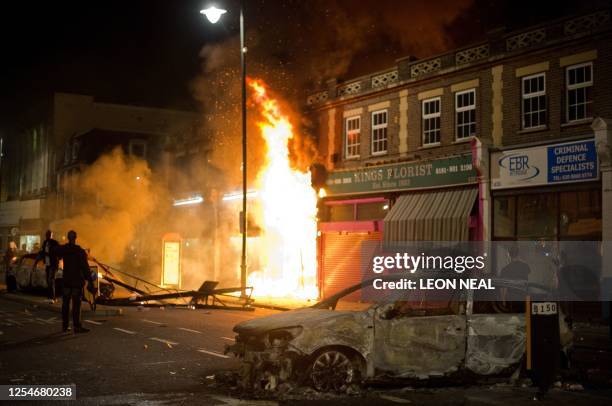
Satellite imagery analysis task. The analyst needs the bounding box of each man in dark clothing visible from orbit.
[56,230,93,333]
[33,230,60,303]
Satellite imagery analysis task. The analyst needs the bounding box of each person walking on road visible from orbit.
[56,230,93,333]
[33,230,60,303]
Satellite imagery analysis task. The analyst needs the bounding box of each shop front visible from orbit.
[490,138,601,241]
[490,138,602,318]
[318,154,478,298]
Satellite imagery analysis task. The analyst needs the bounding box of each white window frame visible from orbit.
[566,62,593,123]
[422,97,441,146]
[455,89,476,140]
[521,72,547,130]
[371,109,388,156]
[345,116,361,159]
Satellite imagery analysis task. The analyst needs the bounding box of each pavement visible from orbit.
[1,288,612,405]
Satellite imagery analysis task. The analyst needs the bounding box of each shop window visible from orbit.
[328,205,355,222]
[521,73,546,129]
[560,189,601,238]
[371,110,388,155]
[455,89,476,140]
[345,116,361,159]
[566,62,593,122]
[493,196,516,239]
[356,201,389,221]
[422,97,441,145]
[516,193,557,239]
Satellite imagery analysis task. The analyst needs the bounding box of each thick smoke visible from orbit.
[54,148,157,265]
[192,0,475,178]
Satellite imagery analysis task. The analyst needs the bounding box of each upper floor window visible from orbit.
[566,62,593,122]
[345,116,361,159]
[522,73,546,129]
[371,110,388,155]
[422,97,441,145]
[129,139,147,159]
[455,89,476,140]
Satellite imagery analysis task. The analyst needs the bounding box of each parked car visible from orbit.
[7,254,115,305]
[226,273,572,392]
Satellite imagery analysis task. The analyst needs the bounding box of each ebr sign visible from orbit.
[491,138,598,190]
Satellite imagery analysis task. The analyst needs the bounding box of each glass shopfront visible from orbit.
[493,185,601,241]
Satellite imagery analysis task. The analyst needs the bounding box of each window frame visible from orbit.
[565,62,593,123]
[422,97,441,146]
[344,116,361,159]
[370,109,388,156]
[455,89,476,140]
[521,72,547,130]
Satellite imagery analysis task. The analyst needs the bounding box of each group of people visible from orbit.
[32,230,94,334]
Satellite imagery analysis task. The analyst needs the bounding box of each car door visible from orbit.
[372,288,467,379]
[465,288,525,376]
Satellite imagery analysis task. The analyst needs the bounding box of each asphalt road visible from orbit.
[1,294,612,405]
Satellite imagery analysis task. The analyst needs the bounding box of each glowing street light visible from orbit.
[200,6,227,24]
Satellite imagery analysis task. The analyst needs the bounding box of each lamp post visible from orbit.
[201,2,248,298]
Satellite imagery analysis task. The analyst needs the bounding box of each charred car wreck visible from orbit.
[225,274,572,392]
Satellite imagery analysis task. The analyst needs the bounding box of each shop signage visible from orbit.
[325,155,476,196]
[491,138,598,190]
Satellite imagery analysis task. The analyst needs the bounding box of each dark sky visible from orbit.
[1,0,608,128]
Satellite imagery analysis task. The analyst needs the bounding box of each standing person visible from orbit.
[3,241,18,291]
[500,245,531,306]
[56,230,93,333]
[33,230,60,303]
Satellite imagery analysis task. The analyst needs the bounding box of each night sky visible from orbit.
[1,0,608,132]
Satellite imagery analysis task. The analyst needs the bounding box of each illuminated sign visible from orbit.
[162,238,181,287]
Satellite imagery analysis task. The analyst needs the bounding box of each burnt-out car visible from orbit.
[226,273,572,392]
[7,254,115,304]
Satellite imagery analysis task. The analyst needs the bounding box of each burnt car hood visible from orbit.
[234,308,358,336]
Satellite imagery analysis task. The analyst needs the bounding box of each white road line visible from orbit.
[379,394,412,404]
[178,327,202,334]
[84,320,103,325]
[35,317,55,324]
[198,349,230,359]
[220,336,235,341]
[150,337,178,346]
[6,319,22,326]
[142,319,164,325]
[113,327,136,335]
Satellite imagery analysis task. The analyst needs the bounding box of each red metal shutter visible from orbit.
[320,231,382,299]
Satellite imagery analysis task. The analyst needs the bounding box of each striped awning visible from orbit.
[383,188,478,242]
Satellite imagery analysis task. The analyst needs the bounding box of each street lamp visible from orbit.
[201,2,248,298]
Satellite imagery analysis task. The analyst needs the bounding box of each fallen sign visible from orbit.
[100,280,255,311]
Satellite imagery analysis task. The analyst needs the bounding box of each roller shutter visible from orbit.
[320,231,382,299]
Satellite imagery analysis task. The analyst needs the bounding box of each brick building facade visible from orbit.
[306,9,612,302]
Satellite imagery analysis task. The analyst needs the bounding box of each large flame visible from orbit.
[246,79,318,301]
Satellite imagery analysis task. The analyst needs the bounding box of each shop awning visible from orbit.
[383,188,478,242]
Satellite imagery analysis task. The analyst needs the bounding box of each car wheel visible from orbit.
[310,348,361,392]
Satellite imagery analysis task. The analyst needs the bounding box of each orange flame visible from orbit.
[246,78,318,301]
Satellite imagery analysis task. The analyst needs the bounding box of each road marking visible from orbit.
[113,327,136,335]
[150,337,178,346]
[35,317,55,324]
[220,336,235,341]
[178,327,202,334]
[198,349,230,359]
[379,394,412,403]
[142,319,164,325]
[85,320,103,325]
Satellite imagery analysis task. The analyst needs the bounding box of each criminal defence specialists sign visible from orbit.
[491,138,598,190]
[325,154,476,196]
